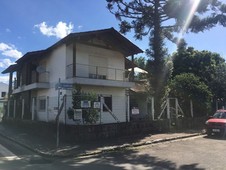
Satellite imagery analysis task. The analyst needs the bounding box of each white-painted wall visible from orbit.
[0,82,8,100]
[75,86,127,124]
[76,43,125,80]
[35,41,129,124]
[36,44,67,122]
[47,45,66,83]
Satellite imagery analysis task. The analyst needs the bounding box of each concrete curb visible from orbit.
[54,133,204,158]
[0,131,204,158]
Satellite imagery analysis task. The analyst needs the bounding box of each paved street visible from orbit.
[61,135,226,170]
[0,135,54,169]
[0,134,225,169]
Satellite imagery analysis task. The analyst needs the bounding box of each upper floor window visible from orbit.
[1,92,6,98]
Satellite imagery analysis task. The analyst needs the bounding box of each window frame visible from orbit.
[1,92,6,98]
[99,95,112,112]
[38,97,46,112]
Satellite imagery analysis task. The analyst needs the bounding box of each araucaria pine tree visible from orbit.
[106,0,226,115]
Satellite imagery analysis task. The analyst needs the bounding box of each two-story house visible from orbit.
[2,28,143,124]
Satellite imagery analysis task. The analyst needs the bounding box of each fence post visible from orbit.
[125,89,130,122]
[22,99,24,119]
[13,100,16,118]
[190,100,194,118]
[7,100,10,117]
[100,96,104,124]
[64,94,67,125]
[175,98,178,118]
[166,98,170,119]
[32,98,35,121]
[151,97,155,120]
[47,96,49,122]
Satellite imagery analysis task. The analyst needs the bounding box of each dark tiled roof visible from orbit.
[2,28,143,74]
[48,27,143,56]
[16,50,47,63]
[2,64,19,74]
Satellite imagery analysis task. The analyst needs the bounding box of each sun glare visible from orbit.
[177,0,201,45]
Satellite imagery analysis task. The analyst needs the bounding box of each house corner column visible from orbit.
[22,99,25,119]
[7,100,10,118]
[8,72,13,98]
[13,99,16,118]
[131,55,134,81]
[73,43,76,77]
[151,97,155,120]
[32,98,35,121]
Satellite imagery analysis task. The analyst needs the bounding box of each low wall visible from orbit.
[2,117,206,142]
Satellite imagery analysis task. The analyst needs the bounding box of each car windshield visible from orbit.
[213,112,226,119]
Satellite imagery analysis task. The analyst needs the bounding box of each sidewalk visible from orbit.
[0,123,204,158]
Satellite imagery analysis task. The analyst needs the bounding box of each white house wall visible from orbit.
[66,44,73,66]
[76,43,125,80]
[36,88,67,123]
[47,45,66,83]
[0,82,8,100]
[34,42,129,124]
[78,86,127,124]
[35,44,67,122]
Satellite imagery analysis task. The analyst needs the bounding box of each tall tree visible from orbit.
[170,73,212,117]
[172,47,225,84]
[106,0,226,114]
[134,56,146,69]
[172,47,226,111]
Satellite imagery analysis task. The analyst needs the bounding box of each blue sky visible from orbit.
[0,0,226,83]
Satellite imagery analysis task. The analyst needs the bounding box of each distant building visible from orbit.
[0,82,8,101]
[0,82,8,119]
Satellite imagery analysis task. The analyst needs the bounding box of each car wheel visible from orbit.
[206,130,212,137]
[222,129,226,139]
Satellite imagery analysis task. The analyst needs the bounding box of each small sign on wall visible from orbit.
[93,102,101,109]
[74,109,82,120]
[81,100,91,108]
[132,107,140,115]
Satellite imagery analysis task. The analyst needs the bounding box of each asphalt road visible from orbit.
[0,135,225,170]
[0,135,54,169]
[63,135,226,170]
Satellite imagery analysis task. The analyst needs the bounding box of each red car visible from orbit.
[205,109,226,137]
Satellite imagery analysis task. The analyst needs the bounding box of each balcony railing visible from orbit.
[66,63,131,81]
[13,71,49,89]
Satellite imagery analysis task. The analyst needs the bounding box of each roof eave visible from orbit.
[2,64,18,74]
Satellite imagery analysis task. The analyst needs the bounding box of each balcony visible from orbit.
[13,71,50,94]
[66,63,131,81]
[66,63,134,88]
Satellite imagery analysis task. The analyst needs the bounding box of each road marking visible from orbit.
[0,143,21,160]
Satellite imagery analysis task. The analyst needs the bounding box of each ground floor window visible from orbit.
[99,95,112,112]
[38,97,46,111]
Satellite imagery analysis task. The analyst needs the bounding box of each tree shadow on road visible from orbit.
[62,149,205,170]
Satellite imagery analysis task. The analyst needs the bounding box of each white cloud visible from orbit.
[0,59,15,68]
[0,75,10,84]
[35,21,74,39]
[0,43,23,59]
[6,28,11,33]
[77,25,83,30]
